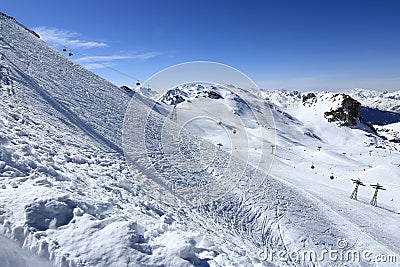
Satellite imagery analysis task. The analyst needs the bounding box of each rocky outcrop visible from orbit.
[204,89,223,99]
[121,85,133,91]
[324,94,361,126]
[160,84,224,105]
[302,92,317,106]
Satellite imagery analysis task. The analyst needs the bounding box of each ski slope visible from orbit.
[0,13,243,266]
[148,84,400,265]
[1,12,400,267]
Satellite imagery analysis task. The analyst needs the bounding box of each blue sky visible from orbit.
[2,0,400,91]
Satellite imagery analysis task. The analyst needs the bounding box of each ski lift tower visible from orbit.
[369,183,386,206]
[169,95,181,123]
[350,178,366,200]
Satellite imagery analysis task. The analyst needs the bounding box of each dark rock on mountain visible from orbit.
[302,92,317,106]
[204,90,223,99]
[121,85,133,91]
[324,94,361,126]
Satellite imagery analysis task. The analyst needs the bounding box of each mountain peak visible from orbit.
[324,93,361,126]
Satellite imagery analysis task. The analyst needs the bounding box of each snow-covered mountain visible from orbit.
[144,83,400,264]
[0,13,238,267]
[1,12,400,267]
[259,88,400,113]
[348,88,400,113]
[261,88,400,141]
[347,88,400,142]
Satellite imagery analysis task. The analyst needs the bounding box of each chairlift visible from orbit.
[68,51,73,57]
[62,48,67,52]
[136,80,141,86]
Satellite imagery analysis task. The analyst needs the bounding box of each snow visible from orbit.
[0,234,53,267]
[384,122,400,131]
[348,88,400,112]
[1,12,400,267]
[149,84,400,264]
[0,14,238,266]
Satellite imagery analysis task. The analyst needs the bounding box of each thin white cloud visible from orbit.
[33,26,108,49]
[131,51,164,59]
[75,52,167,70]
[75,55,133,63]
[83,63,113,70]
[76,52,163,62]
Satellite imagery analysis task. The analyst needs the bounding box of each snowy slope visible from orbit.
[151,84,400,265]
[0,13,245,267]
[374,122,400,144]
[1,12,400,267]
